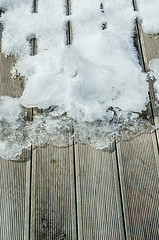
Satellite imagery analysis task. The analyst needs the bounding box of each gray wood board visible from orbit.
[0,149,31,240]
[138,23,159,119]
[0,20,31,240]
[30,144,77,240]
[75,143,125,240]
[138,24,159,71]
[0,53,24,98]
[117,133,159,239]
[0,21,24,98]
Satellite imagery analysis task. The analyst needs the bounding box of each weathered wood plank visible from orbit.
[135,10,159,157]
[133,21,153,122]
[117,133,159,239]
[136,15,159,121]
[0,149,31,240]
[0,15,24,98]
[0,13,31,240]
[30,143,77,240]
[132,0,159,125]
[75,143,125,240]
[0,53,24,98]
[138,24,159,72]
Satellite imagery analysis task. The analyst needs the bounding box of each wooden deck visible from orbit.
[0,1,159,239]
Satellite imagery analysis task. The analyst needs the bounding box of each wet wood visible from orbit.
[0,149,31,240]
[30,143,77,240]
[0,11,24,98]
[133,21,153,122]
[0,53,25,98]
[117,133,159,239]
[75,143,125,240]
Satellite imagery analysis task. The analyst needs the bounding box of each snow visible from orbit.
[137,0,159,101]
[137,0,159,34]
[0,97,152,160]
[149,59,159,98]
[0,0,32,10]
[0,0,155,159]
[1,0,148,119]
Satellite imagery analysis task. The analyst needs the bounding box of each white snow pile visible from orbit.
[137,0,159,34]
[0,0,154,159]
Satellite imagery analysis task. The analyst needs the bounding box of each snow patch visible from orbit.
[0,0,148,121]
[137,0,159,34]
[0,0,154,159]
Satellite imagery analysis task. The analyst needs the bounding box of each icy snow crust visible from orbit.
[0,0,153,159]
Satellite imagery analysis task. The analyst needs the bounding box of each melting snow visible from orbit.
[0,0,157,159]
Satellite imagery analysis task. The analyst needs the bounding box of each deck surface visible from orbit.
[0,1,159,239]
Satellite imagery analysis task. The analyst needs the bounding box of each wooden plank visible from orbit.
[75,143,125,240]
[134,4,159,121]
[133,21,153,122]
[117,133,159,239]
[0,53,25,98]
[0,11,31,240]
[132,0,159,125]
[134,4,159,157]
[137,24,159,71]
[138,23,159,119]
[0,148,31,240]
[0,12,24,98]
[30,143,77,240]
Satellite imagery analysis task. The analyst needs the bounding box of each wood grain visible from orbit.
[0,149,31,240]
[136,18,159,122]
[0,53,25,98]
[138,24,159,71]
[0,10,31,240]
[117,133,159,239]
[75,143,125,240]
[30,143,77,240]
[0,13,25,98]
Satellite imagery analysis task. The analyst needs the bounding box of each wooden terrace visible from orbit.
[0,0,159,239]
